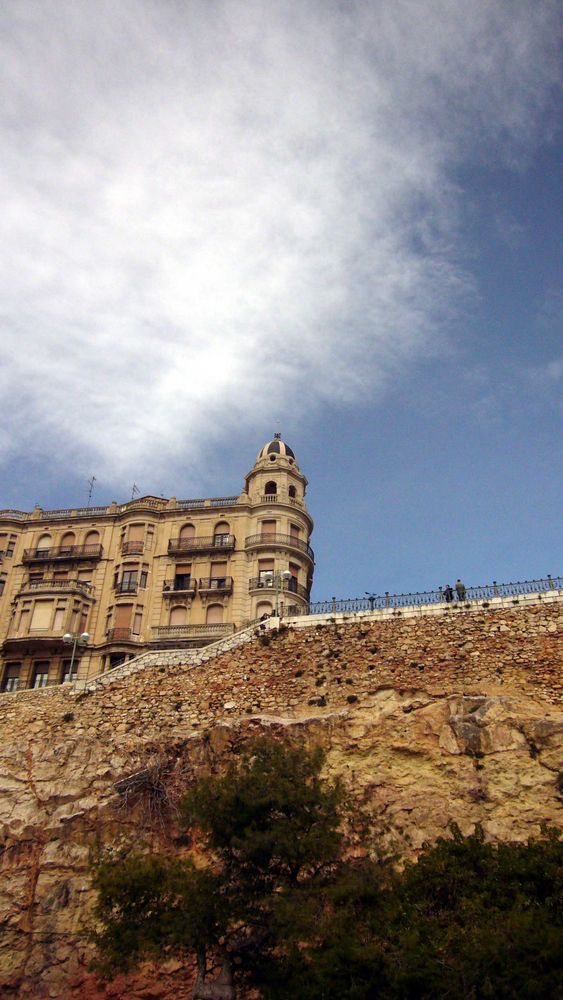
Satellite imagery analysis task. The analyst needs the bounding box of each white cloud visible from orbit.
[0,0,559,486]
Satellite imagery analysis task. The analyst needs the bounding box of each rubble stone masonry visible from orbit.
[0,599,561,998]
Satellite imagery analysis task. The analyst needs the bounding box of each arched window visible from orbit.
[36,533,52,553]
[206,604,224,625]
[169,606,187,626]
[84,530,100,545]
[214,522,230,546]
[179,523,195,541]
[264,481,277,495]
[60,531,75,553]
[256,601,273,618]
[288,485,297,498]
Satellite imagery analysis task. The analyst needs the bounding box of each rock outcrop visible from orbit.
[0,601,561,997]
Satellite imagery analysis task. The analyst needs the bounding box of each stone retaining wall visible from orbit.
[0,598,561,998]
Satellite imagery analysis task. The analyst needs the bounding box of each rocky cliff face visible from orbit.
[0,601,561,998]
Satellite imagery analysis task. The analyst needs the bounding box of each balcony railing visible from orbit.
[249,577,309,599]
[168,534,236,555]
[22,543,103,563]
[121,540,144,555]
[198,577,233,594]
[106,628,139,642]
[245,533,314,560]
[296,576,563,616]
[163,580,197,596]
[114,582,140,595]
[152,623,235,641]
[21,578,92,594]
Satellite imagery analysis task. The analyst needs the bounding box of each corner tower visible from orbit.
[243,434,314,617]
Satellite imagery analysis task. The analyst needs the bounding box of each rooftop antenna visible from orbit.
[86,475,97,507]
[131,483,141,502]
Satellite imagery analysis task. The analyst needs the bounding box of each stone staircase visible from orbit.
[78,618,270,693]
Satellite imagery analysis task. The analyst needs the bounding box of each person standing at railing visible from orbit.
[455,579,466,601]
[444,584,454,603]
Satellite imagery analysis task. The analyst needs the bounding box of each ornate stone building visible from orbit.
[0,437,313,689]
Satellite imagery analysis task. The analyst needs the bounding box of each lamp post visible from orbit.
[62,631,89,678]
[262,570,292,617]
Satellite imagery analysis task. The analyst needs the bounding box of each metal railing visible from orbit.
[199,577,234,593]
[106,628,140,642]
[114,582,140,595]
[22,543,103,562]
[245,533,314,560]
[168,534,236,554]
[298,577,562,616]
[248,577,309,599]
[163,580,197,595]
[121,540,144,555]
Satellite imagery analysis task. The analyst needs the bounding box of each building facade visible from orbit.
[0,437,313,690]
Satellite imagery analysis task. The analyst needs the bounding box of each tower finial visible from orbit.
[274,432,281,440]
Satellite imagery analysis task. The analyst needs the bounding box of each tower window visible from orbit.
[264,481,277,495]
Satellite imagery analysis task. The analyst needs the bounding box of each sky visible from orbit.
[0,0,561,601]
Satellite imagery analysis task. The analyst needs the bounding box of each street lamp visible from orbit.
[262,570,292,617]
[63,631,89,678]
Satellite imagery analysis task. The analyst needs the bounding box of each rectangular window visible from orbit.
[32,662,50,688]
[261,520,276,538]
[53,607,65,630]
[121,569,138,592]
[61,659,77,683]
[19,608,31,632]
[30,600,54,630]
[210,562,228,587]
[132,611,143,634]
[0,575,5,596]
[3,663,21,692]
[258,559,275,585]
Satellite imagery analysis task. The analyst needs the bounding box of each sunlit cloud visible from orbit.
[0,0,559,486]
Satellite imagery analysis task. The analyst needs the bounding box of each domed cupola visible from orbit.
[244,433,308,500]
[257,434,296,464]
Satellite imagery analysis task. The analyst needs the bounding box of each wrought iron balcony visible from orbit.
[162,579,197,596]
[121,540,144,555]
[168,534,236,555]
[244,533,314,561]
[198,577,233,594]
[106,628,138,642]
[248,577,308,599]
[22,543,103,563]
